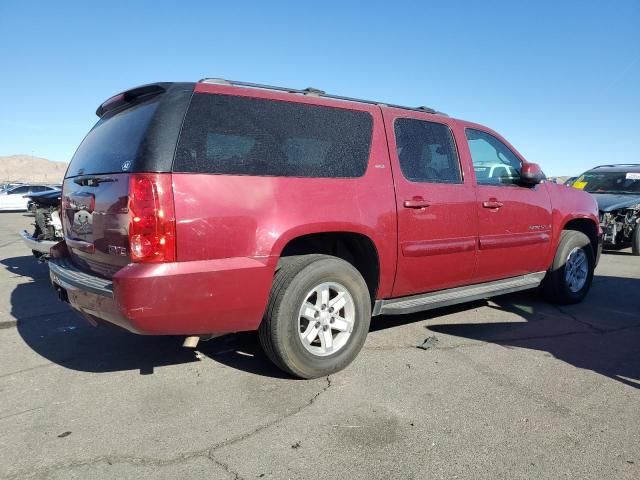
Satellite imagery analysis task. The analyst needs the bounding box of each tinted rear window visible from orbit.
[174,93,373,177]
[66,99,159,177]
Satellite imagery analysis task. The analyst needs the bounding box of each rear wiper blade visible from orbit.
[73,176,117,187]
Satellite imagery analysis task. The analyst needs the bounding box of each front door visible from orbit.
[464,127,553,282]
[384,111,478,297]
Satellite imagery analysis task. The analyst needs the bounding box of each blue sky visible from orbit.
[0,0,638,176]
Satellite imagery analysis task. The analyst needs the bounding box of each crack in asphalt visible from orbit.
[207,452,244,480]
[208,375,332,453]
[3,376,333,480]
[0,406,44,422]
[4,452,220,480]
[553,305,606,333]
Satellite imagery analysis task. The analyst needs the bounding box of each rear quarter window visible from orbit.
[174,93,373,178]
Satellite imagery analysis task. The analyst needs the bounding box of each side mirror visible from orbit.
[520,163,545,185]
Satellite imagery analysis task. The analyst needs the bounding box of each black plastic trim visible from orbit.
[136,82,195,173]
[49,257,113,298]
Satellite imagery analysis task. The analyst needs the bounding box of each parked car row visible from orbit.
[0,183,60,211]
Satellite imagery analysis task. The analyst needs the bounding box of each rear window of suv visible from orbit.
[173,93,373,178]
[66,99,160,178]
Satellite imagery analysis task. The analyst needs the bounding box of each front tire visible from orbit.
[543,230,595,304]
[259,254,371,379]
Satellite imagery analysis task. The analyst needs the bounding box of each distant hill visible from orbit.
[0,154,68,184]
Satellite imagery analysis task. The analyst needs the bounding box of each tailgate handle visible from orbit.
[404,198,431,209]
[65,237,96,254]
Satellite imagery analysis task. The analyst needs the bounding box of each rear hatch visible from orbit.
[62,83,193,278]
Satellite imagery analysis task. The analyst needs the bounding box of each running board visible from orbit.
[374,272,546,316]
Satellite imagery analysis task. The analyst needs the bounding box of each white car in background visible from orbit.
[0,184,60,211]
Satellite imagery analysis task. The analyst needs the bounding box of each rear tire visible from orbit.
[632,225,640,256]
[542,230,594,304]
[259,254,371,379]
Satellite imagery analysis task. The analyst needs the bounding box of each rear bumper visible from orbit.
[49,255,276,335]
[19,230,58,254]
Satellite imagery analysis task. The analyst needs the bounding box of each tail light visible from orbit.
[128,173,176,263]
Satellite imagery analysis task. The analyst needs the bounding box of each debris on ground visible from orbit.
[417,335,439,350]
[57,431,72,438]
[291,441,301,449]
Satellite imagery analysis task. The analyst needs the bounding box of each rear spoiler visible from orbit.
[96,83,172,117]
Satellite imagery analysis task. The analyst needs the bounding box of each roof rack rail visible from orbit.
[594,164,640,168]
[198,78,446,116]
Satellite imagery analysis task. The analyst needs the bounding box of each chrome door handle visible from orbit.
[404,198,431,209]
[482,200,504,209]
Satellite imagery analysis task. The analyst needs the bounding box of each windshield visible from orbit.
[66,98,159,177]
[574,171,640,194]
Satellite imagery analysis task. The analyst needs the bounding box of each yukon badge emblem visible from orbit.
[72,209,93,235]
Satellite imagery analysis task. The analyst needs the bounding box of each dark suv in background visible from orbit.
[573,164,640,255]
[49,79,601,378]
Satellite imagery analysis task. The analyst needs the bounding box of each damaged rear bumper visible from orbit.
[19,230,58,255]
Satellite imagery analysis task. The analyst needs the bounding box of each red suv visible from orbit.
[49,79,602,378]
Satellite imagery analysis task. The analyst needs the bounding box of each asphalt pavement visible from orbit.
[0,211,638,479]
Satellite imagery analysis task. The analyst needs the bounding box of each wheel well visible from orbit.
[279,232,380,303]
[563,219,599,256]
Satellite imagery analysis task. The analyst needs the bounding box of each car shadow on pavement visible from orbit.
[425,275,640,390]
[2,255,289,378]
[5,253,639,383]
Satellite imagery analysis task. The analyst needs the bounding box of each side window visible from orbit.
[466,129,522,186]
[394,118,462,184]
[175,94,373,178]
[9,186,29,194]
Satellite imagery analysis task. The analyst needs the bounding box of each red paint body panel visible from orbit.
[112,256,277,334]
[63,256,277,335]
[546,181,602,256]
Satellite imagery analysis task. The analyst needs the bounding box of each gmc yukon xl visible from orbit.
[48,79,602,378]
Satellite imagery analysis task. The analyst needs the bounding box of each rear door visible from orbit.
[384,110,478,297]
[464,127,552,282]
[61,84,192,278]
[62,174,131,278]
